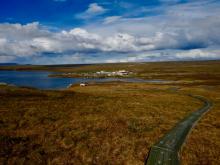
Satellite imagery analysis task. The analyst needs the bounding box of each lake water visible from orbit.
[0,71,168,89]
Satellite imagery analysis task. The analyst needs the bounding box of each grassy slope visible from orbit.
[0,83,202,165]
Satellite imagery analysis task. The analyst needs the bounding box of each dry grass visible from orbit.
[0,83,202,165]
[180,85,220,165]
[0,60,220,164]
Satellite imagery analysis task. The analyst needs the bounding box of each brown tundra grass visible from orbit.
[0,83,202,165]
[0,60,220,164]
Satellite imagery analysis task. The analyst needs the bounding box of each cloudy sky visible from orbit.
[0,0,220,64]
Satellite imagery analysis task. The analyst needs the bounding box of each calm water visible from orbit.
[0,71,168,89]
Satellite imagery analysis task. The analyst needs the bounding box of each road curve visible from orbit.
[145,95,212,165]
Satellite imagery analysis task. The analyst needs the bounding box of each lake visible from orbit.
[0,71,168,89]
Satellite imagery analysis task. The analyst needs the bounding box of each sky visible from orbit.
[0,0,220,64]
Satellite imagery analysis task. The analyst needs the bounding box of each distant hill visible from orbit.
[0,63,18,66]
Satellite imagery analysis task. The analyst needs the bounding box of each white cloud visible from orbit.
[0,21,220,64]
[87,3,106,14]
[103,16,122,24]
[175,49,220,59]
[76,3,107,19]
[29,53,84,65]
[0,55,15,63]
[103,49,220,63]
[1,0,220,64]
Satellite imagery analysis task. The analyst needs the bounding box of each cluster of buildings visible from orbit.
[96,70,131,76]
[77,70,131,87]
[55,70,132,78]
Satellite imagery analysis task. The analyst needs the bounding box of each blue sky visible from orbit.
[0,0,173,28]
[0,0,220,64]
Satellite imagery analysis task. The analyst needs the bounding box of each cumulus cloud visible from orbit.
[0,22,51,57]
[76,3,107,19]
[1,0,220,64]
[0,20,220,64]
